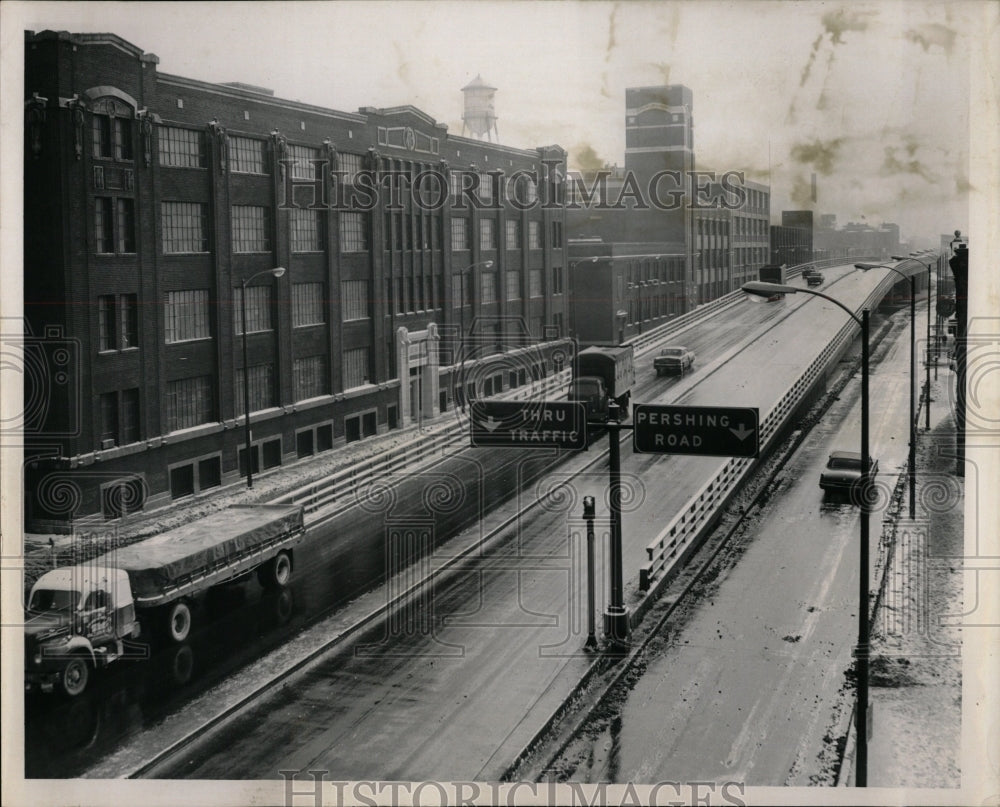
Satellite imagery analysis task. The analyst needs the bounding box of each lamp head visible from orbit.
[890,255,907,261]
[741,280,798,298]
[272,267,286,278]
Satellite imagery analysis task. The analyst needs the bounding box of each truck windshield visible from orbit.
[570,380,602,397]
[29,589,80,612]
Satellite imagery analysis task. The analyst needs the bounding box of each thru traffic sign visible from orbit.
[633,404,759,457]
[470,401,588,450]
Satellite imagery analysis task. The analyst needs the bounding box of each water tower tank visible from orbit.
[461,75,498,141]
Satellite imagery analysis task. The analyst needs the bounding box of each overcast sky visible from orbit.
[7,1,986,243]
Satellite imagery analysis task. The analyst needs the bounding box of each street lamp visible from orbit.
[456,259,494,412]
[240,266,286,489]
[855,259,928,521]
[741,279,873,786]
[894,254,938,430]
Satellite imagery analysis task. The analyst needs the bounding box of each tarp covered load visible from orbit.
[93,505,304,602]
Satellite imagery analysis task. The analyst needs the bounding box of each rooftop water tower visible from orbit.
[461,75,498,141]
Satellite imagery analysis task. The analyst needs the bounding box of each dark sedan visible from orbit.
[819,450,879,494]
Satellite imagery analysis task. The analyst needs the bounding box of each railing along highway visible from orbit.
[638,267,896,591]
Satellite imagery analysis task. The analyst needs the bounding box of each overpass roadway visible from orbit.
[130,263,904,782]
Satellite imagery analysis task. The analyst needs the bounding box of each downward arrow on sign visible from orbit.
[484,416,501,432]
[729,423,755,441]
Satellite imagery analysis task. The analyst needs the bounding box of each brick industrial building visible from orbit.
[22,30,570,528]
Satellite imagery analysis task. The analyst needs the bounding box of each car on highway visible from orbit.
[947,316,957,336]
[802,267,825,286]
[819,450,879,495]
[654,346,695,376]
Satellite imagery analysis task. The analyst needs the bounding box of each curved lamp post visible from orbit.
[241,266,286,489]
[456,259,494,412]
[741,279,872,787]
[855,258,929,521]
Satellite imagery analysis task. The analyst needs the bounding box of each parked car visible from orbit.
[654,346,695,376]
[802,267,825,286]
[819,450,879,494]
[947,316,957,336]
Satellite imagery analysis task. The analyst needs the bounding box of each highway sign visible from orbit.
[470,401,588,450]
[633,404,759,457]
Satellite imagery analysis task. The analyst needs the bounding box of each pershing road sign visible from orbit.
[633,404,760,457]
[470,401,588,450]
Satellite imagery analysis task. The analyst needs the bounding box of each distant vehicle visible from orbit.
[654,346,695,376]
[569,345,635,422]
[759,264,788,285]
[802,267,824,286]
[819,451,879,494]
[25,504,305,696]
[947,316,957,336]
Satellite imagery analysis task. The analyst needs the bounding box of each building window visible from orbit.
[233,285,273,335]
[158,126,205,168]
[528,221,542,249]
[231,205,271,253]
[99,392,118,445]
[478,172,494,205]
[292,282,324,327]
[121,388,140,444]
[524,177,538,205]
[481,271,498,305]
[235,363,275,416]
[340,212,368,252]
[506,219,520,250]
[529,269,543,298]
[98,294,139,351]
[288,143,320,180]
[161,202,209,253]
[552,221,563,248]
[342,280,371,321]
[120,293,138,348]
[95,198,114,253]
[116,199,135,253]
[506,270,520,301]
[98,296,116,352]
[290,208,325,252]
[165,375,214,431]
[450,171,462,201]
[230,136,268,174]
[552,266,564,294]
[479,218,496,250]
[92,111,132,161]
[343,347,370,389]
[338,152,363,184]
[293,356,327,401]
[165,289,211,343]
[451,217,468,250]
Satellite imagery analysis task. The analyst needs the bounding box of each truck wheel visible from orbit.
[258,551,292,589]
[61,655,90,698]
[166,600,192,643]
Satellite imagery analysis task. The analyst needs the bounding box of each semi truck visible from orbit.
[568,345,636,422]
[759,264,788,284]
[25,503,305,697]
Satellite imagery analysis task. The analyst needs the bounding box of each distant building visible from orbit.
[568,239,686,345]
[22,30,570,528]
[566,83,770,310]
[770,210,814,266]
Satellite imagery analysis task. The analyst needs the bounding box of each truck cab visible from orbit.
[26,565,139,696]
[568,376,610,422]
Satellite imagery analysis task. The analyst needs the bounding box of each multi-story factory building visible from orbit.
[22,30,569,528]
